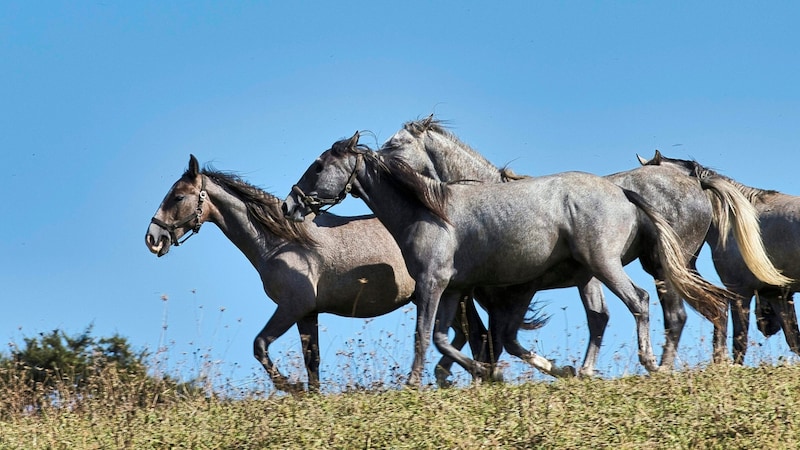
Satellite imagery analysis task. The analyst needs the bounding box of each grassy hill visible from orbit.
[1,363,798,449]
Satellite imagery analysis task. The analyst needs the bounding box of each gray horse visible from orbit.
[145,155,490,391]
[380,117,786,373]
[283,134,732,386]
[639,150,797,363]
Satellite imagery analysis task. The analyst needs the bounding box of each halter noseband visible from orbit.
[291,153,363,215]
[150,175,207,247]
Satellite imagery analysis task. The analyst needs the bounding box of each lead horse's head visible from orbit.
[282,132,367,222]
[145,155,209,256]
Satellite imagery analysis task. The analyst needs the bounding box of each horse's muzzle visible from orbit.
[282,197,308,223]
[145,224,171,257]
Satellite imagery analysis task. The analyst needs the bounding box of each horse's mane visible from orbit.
[652,155,779,204]
[334,137,451,224]
[380,152,452,224]
[401,118,500,172]
[403,116,530,182]
[196,167,317,247]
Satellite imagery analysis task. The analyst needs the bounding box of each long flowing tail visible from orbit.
[699,176,793,286]
[623,190,734,327]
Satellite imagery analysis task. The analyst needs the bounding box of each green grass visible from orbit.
[1,362,799,449]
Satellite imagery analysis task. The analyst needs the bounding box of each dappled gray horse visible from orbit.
[283,134,731,386]
[381,117,784,372]
[640,151,797,363]
[145,155,488,391]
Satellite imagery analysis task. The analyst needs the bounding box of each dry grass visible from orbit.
[1,361,799,449]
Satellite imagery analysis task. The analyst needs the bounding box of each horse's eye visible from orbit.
[174,194,186,202]
[314,162,323,174]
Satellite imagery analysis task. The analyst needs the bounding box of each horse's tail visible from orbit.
[520,298,550,330]
[699,176,793,286]
[623,190,734,328]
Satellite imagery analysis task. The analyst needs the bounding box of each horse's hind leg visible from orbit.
[594,265,658,372]
[655,278,687,371]
[296,313,321,392]
[488,286,575,378]
[730,294,753,364]
[577,278,609,377]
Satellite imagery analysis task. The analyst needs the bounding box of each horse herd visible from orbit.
[145,116,800,391]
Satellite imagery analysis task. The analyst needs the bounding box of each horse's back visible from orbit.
[607,165,712,253]
[454,171,637,226]
[444,172,640,285]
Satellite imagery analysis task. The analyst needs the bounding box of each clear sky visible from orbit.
[2,2,799,391]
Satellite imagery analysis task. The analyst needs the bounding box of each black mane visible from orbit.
[650,154,780,203]
[332,137,451,224]
[194,167,317,246]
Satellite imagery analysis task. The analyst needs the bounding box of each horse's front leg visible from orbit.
[435,295,489,388]
[253,307,303,393]
[296,312,320,392]
[407,277,448,387]
[433,290,492,383]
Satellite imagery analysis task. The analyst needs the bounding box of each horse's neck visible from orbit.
[355,166,440,239]
[205,182,290,263]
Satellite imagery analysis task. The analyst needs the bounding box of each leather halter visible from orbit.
[150,175,207,247]
[291,153,363,215]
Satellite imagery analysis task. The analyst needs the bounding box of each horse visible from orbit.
[380,116,786,373]
[283,133,732,386]
[145,155,490,391]
[639,150,797,363]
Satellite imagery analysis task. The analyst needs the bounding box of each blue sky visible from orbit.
[2,2,799,390]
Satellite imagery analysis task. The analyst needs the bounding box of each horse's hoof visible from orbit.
[552,365,577,378]
[435,365,453,388]
[490,367,505,383]
[405,373,423,389]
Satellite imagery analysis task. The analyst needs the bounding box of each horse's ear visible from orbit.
[637,150,662,166]
[188,154,200,177]
[347,131,360,150]
[652,149,663,164]
[422,113,434,128]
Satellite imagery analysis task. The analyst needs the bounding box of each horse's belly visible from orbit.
[316,266,415,317]
[451,238,568,286]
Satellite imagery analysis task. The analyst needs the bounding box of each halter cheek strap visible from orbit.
[291,153,363,214]
[150,176,207,246]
